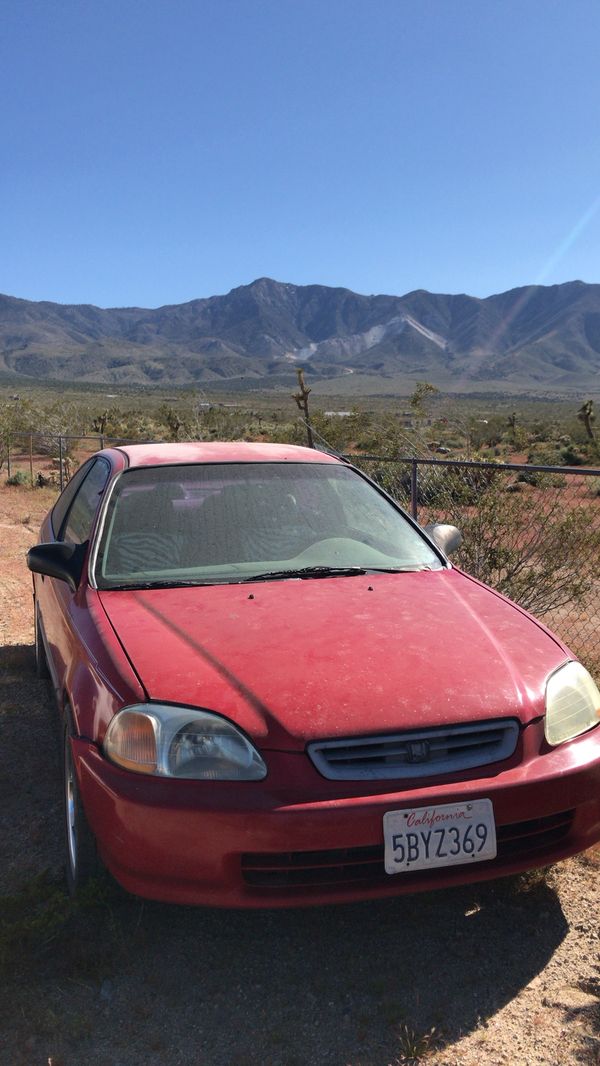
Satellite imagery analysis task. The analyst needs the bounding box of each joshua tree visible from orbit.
[92,410,109,436]
[293,368,314,448]
[577,400,596,441]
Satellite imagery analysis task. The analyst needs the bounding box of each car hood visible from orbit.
[97,570,567,750]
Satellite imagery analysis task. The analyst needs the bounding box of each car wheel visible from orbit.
[62,713,101,894]
[34,603,50,679]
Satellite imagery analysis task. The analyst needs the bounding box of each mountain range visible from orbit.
[1,277,599,393]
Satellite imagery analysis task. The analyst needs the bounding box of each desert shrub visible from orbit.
[526,442,591,469]
[560,445,586,466]
[28,400,84,457]
[355,462,465,510]
[527,443,562,466]
[352,458,504,512]
[362,457,599,619]
[517,469,566,488]
[6,470,29,487]
[417,461,502,508]
[443,477,600,616]
[273,419,310,447]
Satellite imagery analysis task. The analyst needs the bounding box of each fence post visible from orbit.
[58,436,64,493]
[100,435,105,450]
[29,433,34,487]
[6,437,11,481]
[411,458,418,520]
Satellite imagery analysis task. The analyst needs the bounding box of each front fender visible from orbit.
[64,587,145,740]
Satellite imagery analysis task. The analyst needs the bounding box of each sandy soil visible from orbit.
[0,482,598,1066]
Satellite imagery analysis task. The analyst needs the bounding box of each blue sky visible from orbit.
[2,0,600,307]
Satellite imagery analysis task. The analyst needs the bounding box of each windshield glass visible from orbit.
[94,462,443,588]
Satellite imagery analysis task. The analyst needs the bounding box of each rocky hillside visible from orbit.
[1,278,599,390]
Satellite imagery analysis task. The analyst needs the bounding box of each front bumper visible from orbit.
[75,722,600,907]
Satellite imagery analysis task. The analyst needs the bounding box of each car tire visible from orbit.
[34,603,50,679]
[62,712,101,895]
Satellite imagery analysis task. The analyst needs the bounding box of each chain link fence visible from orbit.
[2,433,599,673]
[352,455,600,675]
[0,433,153,492]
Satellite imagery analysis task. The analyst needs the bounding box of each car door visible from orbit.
[38,457,112,695]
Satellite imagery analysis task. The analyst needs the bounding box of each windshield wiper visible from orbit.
[361,565,432,573]
[102,564,433,591]
[101,579,215,591]
[240,564,433,583]
[240,566,369,583]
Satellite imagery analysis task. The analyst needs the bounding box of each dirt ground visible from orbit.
[0,480,598,1066]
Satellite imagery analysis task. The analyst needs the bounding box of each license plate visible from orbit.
[383,799,497,874]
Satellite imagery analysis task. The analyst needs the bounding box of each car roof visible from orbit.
[114,441,342,468]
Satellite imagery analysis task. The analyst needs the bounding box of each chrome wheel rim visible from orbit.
[65,740,77,875]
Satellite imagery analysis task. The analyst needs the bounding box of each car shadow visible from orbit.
[133,876,568,1064]
[0,643,62,889]
[0,641,572,1066]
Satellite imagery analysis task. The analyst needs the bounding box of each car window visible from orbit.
[51,459,95,537]
[95,462,442,588]
[61,458,111,545]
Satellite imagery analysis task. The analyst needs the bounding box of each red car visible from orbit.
[28,442,600,907]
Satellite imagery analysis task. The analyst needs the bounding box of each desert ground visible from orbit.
[0,477,598,1066]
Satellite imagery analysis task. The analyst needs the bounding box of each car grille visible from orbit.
[241,809,574,890]
[307,719,520,781]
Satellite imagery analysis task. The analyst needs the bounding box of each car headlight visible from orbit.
[103,704,267,780]
[544,662,600,747]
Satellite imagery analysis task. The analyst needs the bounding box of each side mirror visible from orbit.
[27,542,85,591]
[424,522,462,557]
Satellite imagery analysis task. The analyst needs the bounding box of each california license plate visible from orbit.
[383,799,497,874]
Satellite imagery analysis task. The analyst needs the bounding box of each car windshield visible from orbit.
[94,462,443,589]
